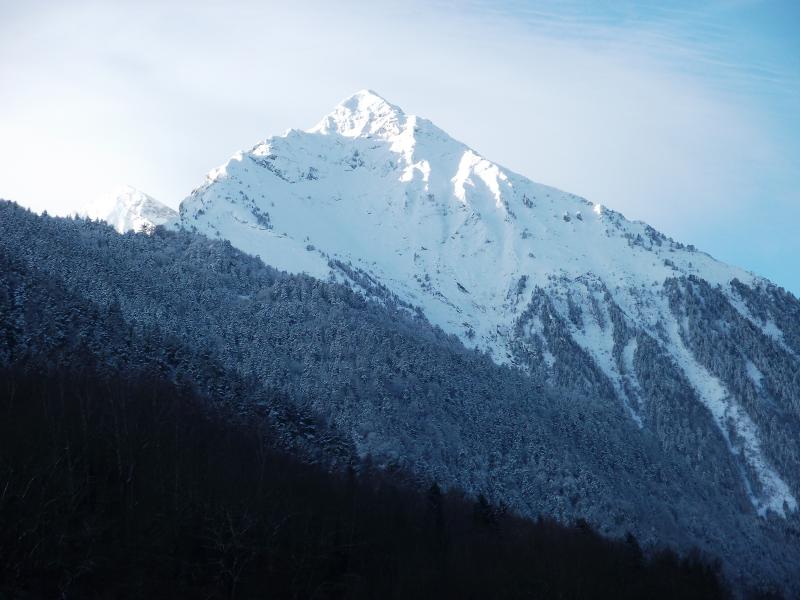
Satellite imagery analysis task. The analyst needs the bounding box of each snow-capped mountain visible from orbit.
[85,185,177,233]
[179,90,800,520]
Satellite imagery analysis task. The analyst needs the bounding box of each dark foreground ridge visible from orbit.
[0,365,729,599]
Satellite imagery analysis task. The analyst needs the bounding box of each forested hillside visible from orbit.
[0,364,732,599]
[0,201,797,594]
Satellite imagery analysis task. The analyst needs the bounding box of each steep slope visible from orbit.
[85,185,177,233]
[179,90,800,521]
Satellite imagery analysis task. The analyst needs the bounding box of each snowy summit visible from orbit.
[84,185,177,234]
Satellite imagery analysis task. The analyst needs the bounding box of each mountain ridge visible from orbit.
[83,185,177,233]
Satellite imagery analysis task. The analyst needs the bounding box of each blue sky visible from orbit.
[1,0,798,294]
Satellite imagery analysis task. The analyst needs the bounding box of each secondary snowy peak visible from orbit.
[86,186,177,233]
[309,89,407,139]
[179,91,798,519]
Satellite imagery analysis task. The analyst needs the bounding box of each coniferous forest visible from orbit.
[0,202,796,597]
[0,364,728,599]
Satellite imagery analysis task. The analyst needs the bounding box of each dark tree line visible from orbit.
[0,364,730,599]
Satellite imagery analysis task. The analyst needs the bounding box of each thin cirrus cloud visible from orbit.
[0,0,797,294]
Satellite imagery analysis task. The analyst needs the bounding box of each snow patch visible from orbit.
[665,313,796,517]
[555,287,642,426]
[728,291,795,357]
[745,360,765,390]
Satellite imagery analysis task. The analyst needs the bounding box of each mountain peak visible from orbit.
[85,186,177,233]
[343,88,397,109]
[309,89,406,138]
[177,92,800,523]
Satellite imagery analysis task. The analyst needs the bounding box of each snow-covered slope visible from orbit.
[85,186,177,233]
[179,90,800,519]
